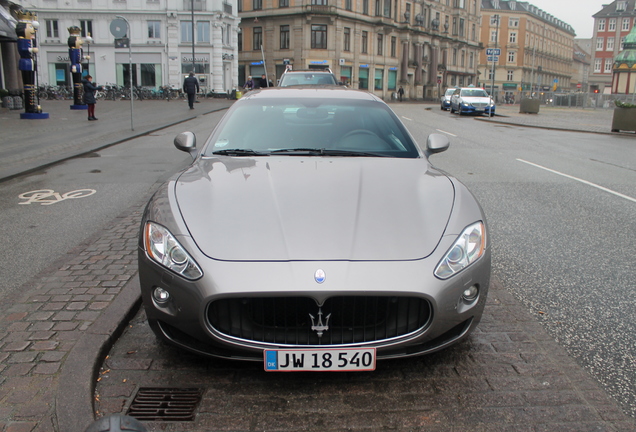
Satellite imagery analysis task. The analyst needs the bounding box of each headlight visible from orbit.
[434,222,485,279]
[143,221,203,280]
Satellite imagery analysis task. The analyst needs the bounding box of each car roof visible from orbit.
[239,87,383,102]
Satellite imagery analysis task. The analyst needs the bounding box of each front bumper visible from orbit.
[138,241,491,362]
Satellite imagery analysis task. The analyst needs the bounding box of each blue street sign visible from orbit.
[487,56,499,62]
[486,48,501,56]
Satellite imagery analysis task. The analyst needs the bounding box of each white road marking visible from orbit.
[517,159,636,204]
[18,189,97,206]
[435,129,457,137]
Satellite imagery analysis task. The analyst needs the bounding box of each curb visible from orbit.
[56,275,142,432]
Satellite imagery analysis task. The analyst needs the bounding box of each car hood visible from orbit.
[175,157,454,261]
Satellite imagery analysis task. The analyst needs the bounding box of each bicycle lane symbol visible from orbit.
[18,189,97,206]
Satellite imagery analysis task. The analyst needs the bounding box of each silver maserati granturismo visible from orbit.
[138,87,491,371]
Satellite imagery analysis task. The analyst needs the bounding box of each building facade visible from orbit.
[238,0,482,100]
[591,0,636,94]
[479,0,575,102]
[10,0,240,93]
[572,40,591,93]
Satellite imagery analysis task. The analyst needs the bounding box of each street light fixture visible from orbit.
[85,33,93,77]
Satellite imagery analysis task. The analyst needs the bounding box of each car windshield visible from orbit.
[204,98,420,158]
[445,89,455,96]
[461,89,489,97]
[279,73,337,86]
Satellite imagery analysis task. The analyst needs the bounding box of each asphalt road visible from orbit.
[392,104,636,417]
[0,110,227,300]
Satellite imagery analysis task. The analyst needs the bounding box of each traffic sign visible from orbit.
[487,56,499,62]
[486,48,501,56]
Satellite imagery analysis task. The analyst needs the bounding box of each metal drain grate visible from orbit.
[127,387,203,421]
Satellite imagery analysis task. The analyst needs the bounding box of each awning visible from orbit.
[0,6,17,41]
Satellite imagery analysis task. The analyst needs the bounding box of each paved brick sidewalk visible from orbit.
[0,202,143,432]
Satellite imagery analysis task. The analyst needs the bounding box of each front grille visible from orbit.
[472,102,488,108]
[208,296,431,345]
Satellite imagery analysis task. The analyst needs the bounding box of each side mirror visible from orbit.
[174,131,197,159]
[426,133,450,155]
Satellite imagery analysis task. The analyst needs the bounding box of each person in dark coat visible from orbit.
[82,75,102,120]
[183,72,200,109]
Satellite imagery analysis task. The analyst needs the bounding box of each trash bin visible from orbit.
[236,90,243,99]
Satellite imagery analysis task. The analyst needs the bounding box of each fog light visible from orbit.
[153,287,170,303]
[462,285,479,302]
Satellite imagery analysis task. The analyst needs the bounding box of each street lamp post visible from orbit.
[85,33,93,78]
[115,15,133,131]
[489,14,499,118]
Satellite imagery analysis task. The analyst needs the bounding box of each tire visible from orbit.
[458,106,463,115]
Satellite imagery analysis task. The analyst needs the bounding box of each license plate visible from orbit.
[264,348,376,372]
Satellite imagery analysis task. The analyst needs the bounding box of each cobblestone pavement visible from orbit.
[0,98,634,432]
[94,279,636,431]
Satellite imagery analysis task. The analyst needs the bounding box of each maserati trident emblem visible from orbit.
[309,308,331,338]
[314,269,326,284]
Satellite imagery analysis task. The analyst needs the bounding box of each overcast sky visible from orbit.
[522,0,603,39]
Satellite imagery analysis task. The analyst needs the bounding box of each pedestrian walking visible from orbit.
[398,86,404,102]
[183,72,200,109]
[82,75,103,120]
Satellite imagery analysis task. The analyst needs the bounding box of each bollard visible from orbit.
[84,414,148,432]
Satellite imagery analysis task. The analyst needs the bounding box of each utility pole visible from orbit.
[489,14,499,118]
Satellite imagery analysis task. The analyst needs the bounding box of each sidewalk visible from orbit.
[1,98,635,432]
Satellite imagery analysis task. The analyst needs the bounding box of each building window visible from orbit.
[490,15,498,25]
[374,68,383,90]
[469,52,474,68]
[623,18,630,31]
[509,17,519,27]
[388,69,397,90]
[508,51,515,62]
[238,0,242,12]
[452,48,457,65]
[621,36,626,50]
[390,36,396,57]
[363,0,369,14]
[507,70,513,80]
[238,31,242,51]
[344,27,351,51]
[181,21,192,43]
[490,30,497,43]
[452,17,457,35]
[312,0,327,4]
[253,27,262,50]
[594,58,601,73]
[471,24,476,41]
[361,31,368,53]
[148,21,161,39]
[359,67,368,89]
[279,0,288,6]
[509,32,516,43]
[46,20,59,38]
[459,18,464,37]
[460,50,465,67]
[598,19,605,31]
[383,0,391,17]
[377,33,383,55]
[596,37,604,51]
[604,58,613,73]
[609,18,616,31]
[607,37,614,51]
[311,25,327,49]
[80,20,93,38]
[345,0,352,10]
[253,0,262,9]
[280,25,289,49]
[197,21,210,43]
[375,0,381,16]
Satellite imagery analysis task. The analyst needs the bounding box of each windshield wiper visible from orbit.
[270,148,385,157]
[212,149,269,156]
